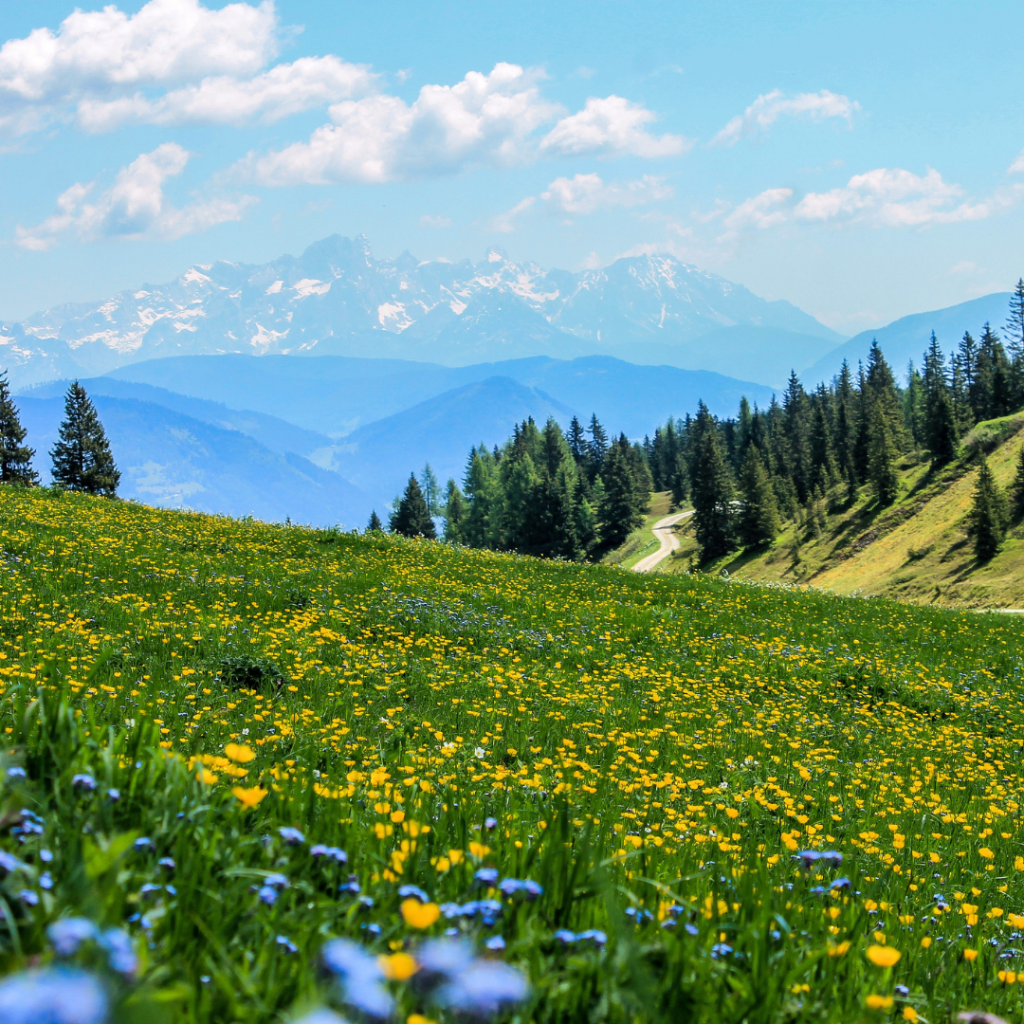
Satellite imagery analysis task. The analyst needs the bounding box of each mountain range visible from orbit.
[0,234,844,390]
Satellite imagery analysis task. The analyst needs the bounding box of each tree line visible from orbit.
[383,280,1024,565]
[382,414,651,560]
[0,377,119,495]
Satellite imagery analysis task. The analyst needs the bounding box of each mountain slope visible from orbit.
[106,353,776,440]
[804,292,1013,384]
[660,413,1024,608]
[329,377,575,505]
[18,395,368,527]
[23,377,333,457]
[0,234,842,388]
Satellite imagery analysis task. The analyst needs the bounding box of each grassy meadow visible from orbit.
[0,486,1023,1022]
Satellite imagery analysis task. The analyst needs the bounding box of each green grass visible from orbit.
[0,486,1023,1022]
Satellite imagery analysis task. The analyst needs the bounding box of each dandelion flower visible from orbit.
[401,899,440,929]
[224,743,255,763]
[866,945,901,967]
[232,786,268,808]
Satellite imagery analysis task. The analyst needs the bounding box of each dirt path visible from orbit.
[633,511,692,573]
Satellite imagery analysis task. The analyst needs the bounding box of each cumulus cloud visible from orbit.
[76,55,374,130]
[794,167,1017,227]
[0,0,375,134]
[243,70,687,186]
[420,214,451,227]
[541,173,672,214]
[540,96,689,158]
[16,142,255,249]
[1009,148,1024,174]
[493,172,671,232]
[720,187,794,234]
[712,89,859,147]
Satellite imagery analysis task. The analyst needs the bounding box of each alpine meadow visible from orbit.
[4,2,1024,1023]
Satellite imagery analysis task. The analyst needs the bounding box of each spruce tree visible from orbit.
[50,381,119,496]
[0,372,37,486]
[389,474,437,539]
[1006,278,1024,406]
[922,332,959,464]
[599,435,645,549]
[1010,445,1024,523]
[587,414,609,481]
[567,416,588,467]
[421,463,441,517]
[443,479,466,542]
[366,510,383,532]
[966,456,1009,561]
[867,395,900,507]
[690,404,736,561]
[737,447,779,549]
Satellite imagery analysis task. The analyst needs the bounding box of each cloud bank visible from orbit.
[712,89,859,147]
[16,143,255,249]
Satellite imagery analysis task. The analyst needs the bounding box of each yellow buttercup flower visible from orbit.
[379,952,418,981]
[865,994,893,1010]
[224,743,255,763]
[866,945,901,967]
[400,899,440,929]
[232,786,268,808]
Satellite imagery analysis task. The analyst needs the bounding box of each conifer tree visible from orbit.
[1006,278,1024,406]
[1010,445,1024,523]
[867,395,900,507]
[903,362,925,448]
[922,332,959,464]
[443,479,466,542]
[587,414,609,481]
[833,361,858,496]
[670,452,689,507]
[462,447,504,549]
[389,474,437,539]
[567,416,588,467]
[690,403,735,561]
[366,510,383,532]
[421,463,441,517]
[807,388,837,493]
[737,447,779,549]
[0,372,37,485]
[966,456,1009,561]
[50,381,119,496]
[599,435,646,549]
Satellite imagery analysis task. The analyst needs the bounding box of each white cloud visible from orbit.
[420,214,451,227]
[1009,148,1024,174]
[76,55,374,131]
[492,196,537,233]
[16,143,254,250]
[493,173,672,232]
[541,173,672,214]
[0,0,283,134]
[540,95,688,158]
[721,187,794,234]
[245,63,563,185]
[712,89,859,146]
[794,167,1018,227]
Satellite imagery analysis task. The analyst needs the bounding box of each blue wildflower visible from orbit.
[711,943,734,959]
[71,775,96,793]
[276,935,298,954]
[48,918,99,957]
[436,959,529,1019]
[398,884,429,903]
[553,929,576,944]
[6,767,26,780]
[321,939,394,1020]
[99,929,137,977]
[473,868,498,886]
[310,844,348,863]
[278,827,305,846]
[485,935,506,951]
[158,858,175,872]
[133,838,155,853]
[0,967,108,1024]
[576,929,607,947]
[0,850,25,876]
[258,886,278,906]
[19,890,39,906]
[39,872,53,890]
[264,873,290,890]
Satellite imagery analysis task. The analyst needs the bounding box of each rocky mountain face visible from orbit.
[0,235,841,388]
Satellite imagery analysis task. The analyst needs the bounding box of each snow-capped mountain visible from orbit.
[0,235,842,388]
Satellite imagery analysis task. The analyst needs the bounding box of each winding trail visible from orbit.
[632,511,693,573]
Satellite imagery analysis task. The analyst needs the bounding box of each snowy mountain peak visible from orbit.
[0,235,842,388]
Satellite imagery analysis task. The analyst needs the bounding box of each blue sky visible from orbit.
[1,0,1022,332]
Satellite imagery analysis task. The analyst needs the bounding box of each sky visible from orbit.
[0,0,1022,333]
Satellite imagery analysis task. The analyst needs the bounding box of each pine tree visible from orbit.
[1006,278,1024,406]
[690,403,735,561]
[867,395,900,507]
[737,447,779,549]
[587,414,609,481]
[366,510,383,532]
[443,479,466,542]
[966,456,1009,561]
[50,381,119,496]
[922,332,959,464]
[567,416,588,467]
[1010,445,1024,522]
[0,372,37,486]
[903,361,925,448]
[599,435,645,549]
[957,331,981,423]
[421,463,441,517]
[462,446,504,549]
[833,361,858,495]
[389,474,437,539]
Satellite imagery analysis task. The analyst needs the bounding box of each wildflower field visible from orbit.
[0,487,1022,1023]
